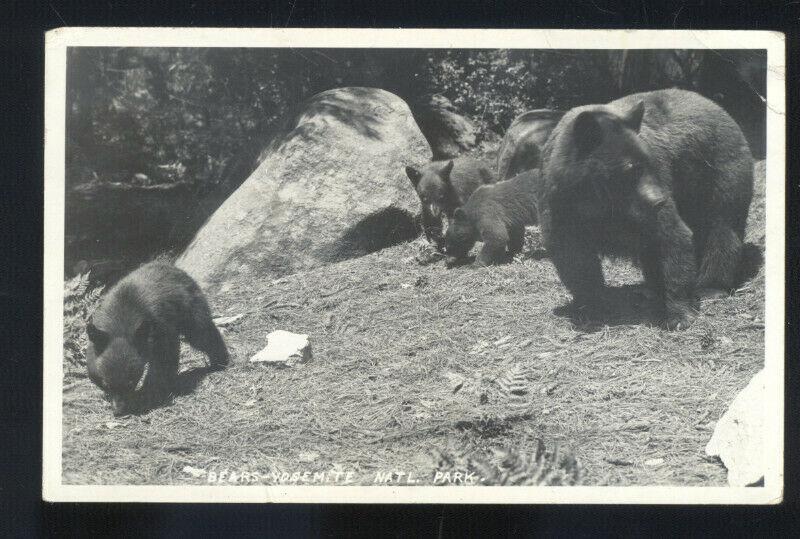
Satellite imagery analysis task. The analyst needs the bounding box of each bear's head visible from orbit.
[544,100,666,220]
[444,207,478,259]
[405,160,460,219]
[86,318,154,416]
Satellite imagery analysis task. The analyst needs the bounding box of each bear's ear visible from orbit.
[621,100,645,133]
[573,111,603,156]
[479,167,495,184]
[453,207,466,221]
[86,319,108,347]
[440,160,455,181]
[405,166,422,187]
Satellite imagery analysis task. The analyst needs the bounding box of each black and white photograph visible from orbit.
[42,28,785,504]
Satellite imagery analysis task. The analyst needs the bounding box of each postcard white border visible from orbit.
[43,27,785,504]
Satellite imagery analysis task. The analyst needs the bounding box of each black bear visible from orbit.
[444,169,540,266]
[86,261,229,416]
[496,109,564,181]
[537,89,754,329]
[405,157,496,250]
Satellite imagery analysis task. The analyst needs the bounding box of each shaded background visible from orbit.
[65,47,766,281]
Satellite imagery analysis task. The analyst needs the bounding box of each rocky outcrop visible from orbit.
[410,94,477,160]
[177,87,431,289]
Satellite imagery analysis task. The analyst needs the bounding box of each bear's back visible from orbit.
[93,262,198,337]
[543,89,750,176]
[464,170,539,226]
[611,89,749,157]
[497,109,563,180]
[449,156,496,202]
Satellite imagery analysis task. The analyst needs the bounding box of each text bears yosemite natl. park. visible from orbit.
[86,262,229,416]
[405,157,496,249]
[445,170,541,267]
[496,109,564,182]
[537,88,754,330]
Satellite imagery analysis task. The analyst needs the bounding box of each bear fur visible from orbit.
[86,261,228,415]
[405,157,496,249]
[538,88,753,329]
[445,169,540,266]
[496,109,564,181]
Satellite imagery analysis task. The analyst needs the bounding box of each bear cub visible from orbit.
[496,109,563,181]
[538,89,753,329]
[405,157,496,250]
[86,261,229,416]
[445,169,540,267]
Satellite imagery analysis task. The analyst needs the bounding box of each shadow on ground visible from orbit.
[174,365,218,397]
[552,242,764,332]
[552,284,659,331]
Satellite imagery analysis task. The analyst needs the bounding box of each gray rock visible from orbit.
[410,94,477,160]
[705,369,766,486]
[177,87,431,288]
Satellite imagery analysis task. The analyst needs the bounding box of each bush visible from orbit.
[63,273,104,375]
[424,49,617,140]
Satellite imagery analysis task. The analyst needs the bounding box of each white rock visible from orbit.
[705,369,767,486]
[183,466,207,478]
[176,88,430,289]
[250,330,312,366]
[298,451,320,463]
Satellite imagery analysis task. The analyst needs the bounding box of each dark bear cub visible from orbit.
[86,261,229,416]
[445,169,540,267]
[405,157,496,250]
[496,109,564,181]
[538,89,753,329]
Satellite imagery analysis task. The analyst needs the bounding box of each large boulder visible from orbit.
[177,87,431,289]
[410,94,477,160]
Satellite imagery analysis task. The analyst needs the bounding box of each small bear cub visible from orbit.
[405,157,496,249]
[444,169,540,267]
[86,261,229,416]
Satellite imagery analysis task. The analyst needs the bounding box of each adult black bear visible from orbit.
[405,157,496,249]
[496,109,564,181]
[444,170,540,266]
[538,89,753,329]
[86,262,229,416]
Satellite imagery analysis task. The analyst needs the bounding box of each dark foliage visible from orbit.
[65,48,766,276]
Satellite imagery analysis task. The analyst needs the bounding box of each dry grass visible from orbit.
[61,162,765,486]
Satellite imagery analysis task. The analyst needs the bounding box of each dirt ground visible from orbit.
[61,162,766,486]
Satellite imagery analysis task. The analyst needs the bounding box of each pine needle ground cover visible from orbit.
[61,163,766,486]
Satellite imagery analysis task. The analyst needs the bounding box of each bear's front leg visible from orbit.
[546,223,606,311]
[652,199,698,330]
[421,209,445,251]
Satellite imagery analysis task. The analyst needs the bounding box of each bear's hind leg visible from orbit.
[187,321,229,369]
[185,303,230,369]
[696,220,742,295]
[508,226,525,256]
